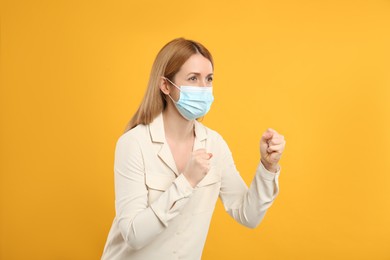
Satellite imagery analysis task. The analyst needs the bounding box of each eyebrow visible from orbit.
[186,72,214,77]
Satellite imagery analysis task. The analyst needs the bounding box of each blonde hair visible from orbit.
[123,38,214,133]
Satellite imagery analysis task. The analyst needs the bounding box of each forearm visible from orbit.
[124,207,165,250]
[225,161,280,228]
[119,174,194,250]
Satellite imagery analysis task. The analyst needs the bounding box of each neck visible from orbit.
[163,104,195,141]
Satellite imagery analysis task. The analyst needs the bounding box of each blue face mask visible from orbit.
[164,77,214,120]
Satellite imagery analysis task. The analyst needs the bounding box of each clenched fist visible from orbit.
[260,128,286,173]
[183,149,213,188]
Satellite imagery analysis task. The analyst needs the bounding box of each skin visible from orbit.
[159,53,286,187]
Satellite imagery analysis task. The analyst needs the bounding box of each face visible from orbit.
[161,53,213,101]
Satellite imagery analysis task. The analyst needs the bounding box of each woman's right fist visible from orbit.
[183,149,213,187]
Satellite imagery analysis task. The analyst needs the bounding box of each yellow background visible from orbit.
[1,0,389,259]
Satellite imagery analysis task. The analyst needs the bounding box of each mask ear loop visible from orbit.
[162,77,181,103]
[163,77,181,90]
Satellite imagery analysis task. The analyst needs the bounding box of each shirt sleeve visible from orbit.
[114,133,194,250]
[218,136,281,228]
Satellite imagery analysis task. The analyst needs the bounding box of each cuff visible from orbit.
[258,161,281,181]
[150,174,194,227]
[174,174,194,197]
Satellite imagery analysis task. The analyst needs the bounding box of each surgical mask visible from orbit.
[163,77,214,120]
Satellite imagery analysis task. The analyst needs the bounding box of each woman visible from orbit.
[101,38,286,260]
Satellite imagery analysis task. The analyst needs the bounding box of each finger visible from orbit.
[269,133,285,144]
[199,151,212,159]
[194,148,207,154]
[269,137,285,146]
[267,143,285,153]
[261,131,273,142]
[267,128,278,134]
[201,153,213,159]
[269,152,282,163]
[194,149,208,157]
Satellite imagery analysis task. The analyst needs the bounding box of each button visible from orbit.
[173,251,177,254]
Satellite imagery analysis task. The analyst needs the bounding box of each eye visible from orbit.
[207,76,213,82]
[188,76,197,81]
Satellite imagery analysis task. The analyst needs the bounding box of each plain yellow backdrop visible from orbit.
[1,0,389,259]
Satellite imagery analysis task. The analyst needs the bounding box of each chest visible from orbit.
[167,140,193,174]
[141,135,223,212]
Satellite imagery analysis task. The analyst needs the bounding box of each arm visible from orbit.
[218,137,281,229]
[114,134,193,250]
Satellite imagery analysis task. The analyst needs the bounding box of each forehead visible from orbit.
[179,53,213,74]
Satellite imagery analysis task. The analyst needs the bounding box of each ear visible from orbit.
[159,77,170,95]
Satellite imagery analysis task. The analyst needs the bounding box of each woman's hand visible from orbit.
[183,149,213,188]
[260,128,286,173]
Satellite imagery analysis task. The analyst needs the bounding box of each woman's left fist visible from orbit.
[260,128,286,173]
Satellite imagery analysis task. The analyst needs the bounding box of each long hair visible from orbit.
[123,38,214,133]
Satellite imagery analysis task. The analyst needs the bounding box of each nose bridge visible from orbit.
[201,78,207,86]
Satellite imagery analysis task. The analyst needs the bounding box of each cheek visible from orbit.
[170,89,180,101]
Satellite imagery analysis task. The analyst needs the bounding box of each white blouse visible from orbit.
[101,113,281,260]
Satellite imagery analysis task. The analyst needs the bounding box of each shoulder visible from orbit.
[114,125,147,169]
[116,124,148,148]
